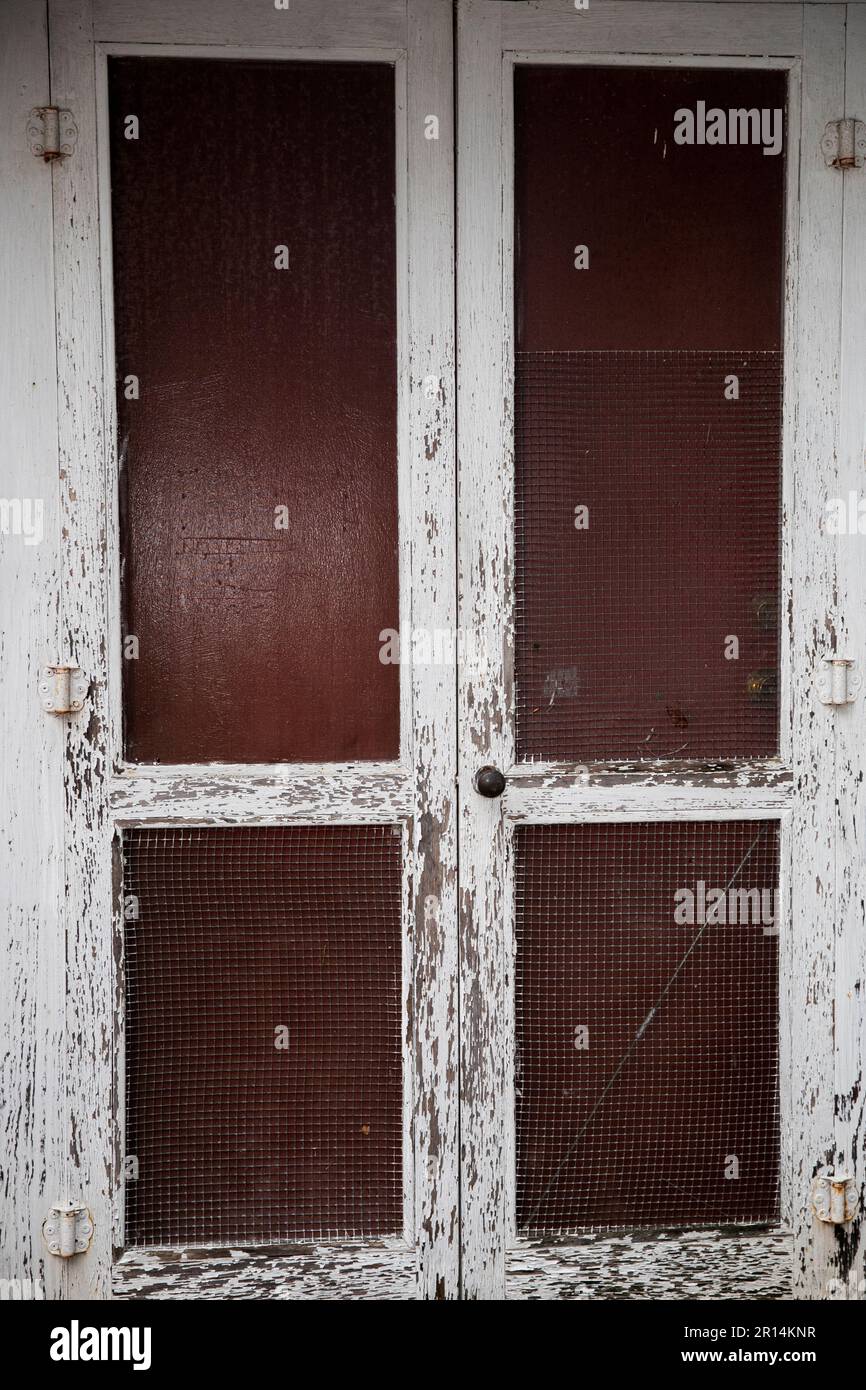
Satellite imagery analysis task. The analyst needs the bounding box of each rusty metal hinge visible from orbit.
[40,664,88,716]
[811,1175,860,1225]
[821,118,866,169]
[26,106,78,162]
[42,1203,94,1257]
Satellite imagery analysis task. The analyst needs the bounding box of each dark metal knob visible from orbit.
[475,765,506,798]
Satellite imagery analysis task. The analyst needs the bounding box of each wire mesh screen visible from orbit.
[123,825,403,1247]
[514,351,782,762]
[515,820,780,1235]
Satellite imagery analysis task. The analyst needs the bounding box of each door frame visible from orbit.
[456,0,858,1300]
[50,0,458,1300]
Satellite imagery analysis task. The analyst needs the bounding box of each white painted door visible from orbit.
[10,0,865,1305]
[46,0,457,1300]
[457,0,865,1301]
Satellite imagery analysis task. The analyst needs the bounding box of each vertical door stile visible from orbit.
[789,3,846,1301]
[407,0,460,1300]
[0,0,67,1304]
[49,0,115,1300]
[457,0,510,1301]
[833,0,866,1304]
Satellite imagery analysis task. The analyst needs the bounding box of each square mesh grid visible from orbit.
[123,825,403,1247]
[515,351,782,763]
[515,820,780,1235]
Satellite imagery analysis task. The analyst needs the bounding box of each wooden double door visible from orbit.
[3,0,865,1300]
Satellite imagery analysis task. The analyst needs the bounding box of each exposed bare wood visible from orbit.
[507,1228,793,1300]
[509,760,794,787]
[457,0,511,1300]
[786,4,845,1300]
[49,0,115,1301]
[113,1242,414,1300]
[506,785,793,822]
[406,0,460,1300]
[109,767,413,824]
[831,0,866,1304]
[0,0,66,1304]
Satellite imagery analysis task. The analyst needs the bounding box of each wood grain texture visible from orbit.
[92,0,406,47]
[49,0,116,1301]
[113,1242,414,1300]
[115,1228,792,1301]
[0,0,66,1305]
[500,1,804,54]
[831,0,866,1304]
[457,0,512,1299]
[506,784,792,822]
[507,1228,793,1300]
[406,0,460,1300]
[786,4,845,1299]
[109,766,413,823]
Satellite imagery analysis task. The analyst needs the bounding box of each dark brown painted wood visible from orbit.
[109,58,399,763]
[515,66,786,352]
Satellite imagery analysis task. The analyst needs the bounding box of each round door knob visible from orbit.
[474,765,506,799]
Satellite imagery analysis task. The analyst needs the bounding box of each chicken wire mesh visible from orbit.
[122,824,404,1247]
[514,350,783,763]
[515,819,780,1235]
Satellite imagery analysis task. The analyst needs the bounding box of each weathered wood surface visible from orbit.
[4,0,861,1304]
[457,0,512,1300]
[456,0,851,1302]
[113,1243,415,1300]
[109,767,413,824]
[0,0,66,1305]
[46,0,461,1301]
[406,0,461,1300]
[114,1227,793,1301]
[507,784,793,822]
[500,1,804,53]
[832,0,866,1304]
[507,1229,793,1301]
[786,4,846,1300]
[92,0,406,47]
[50,0,116,1300]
